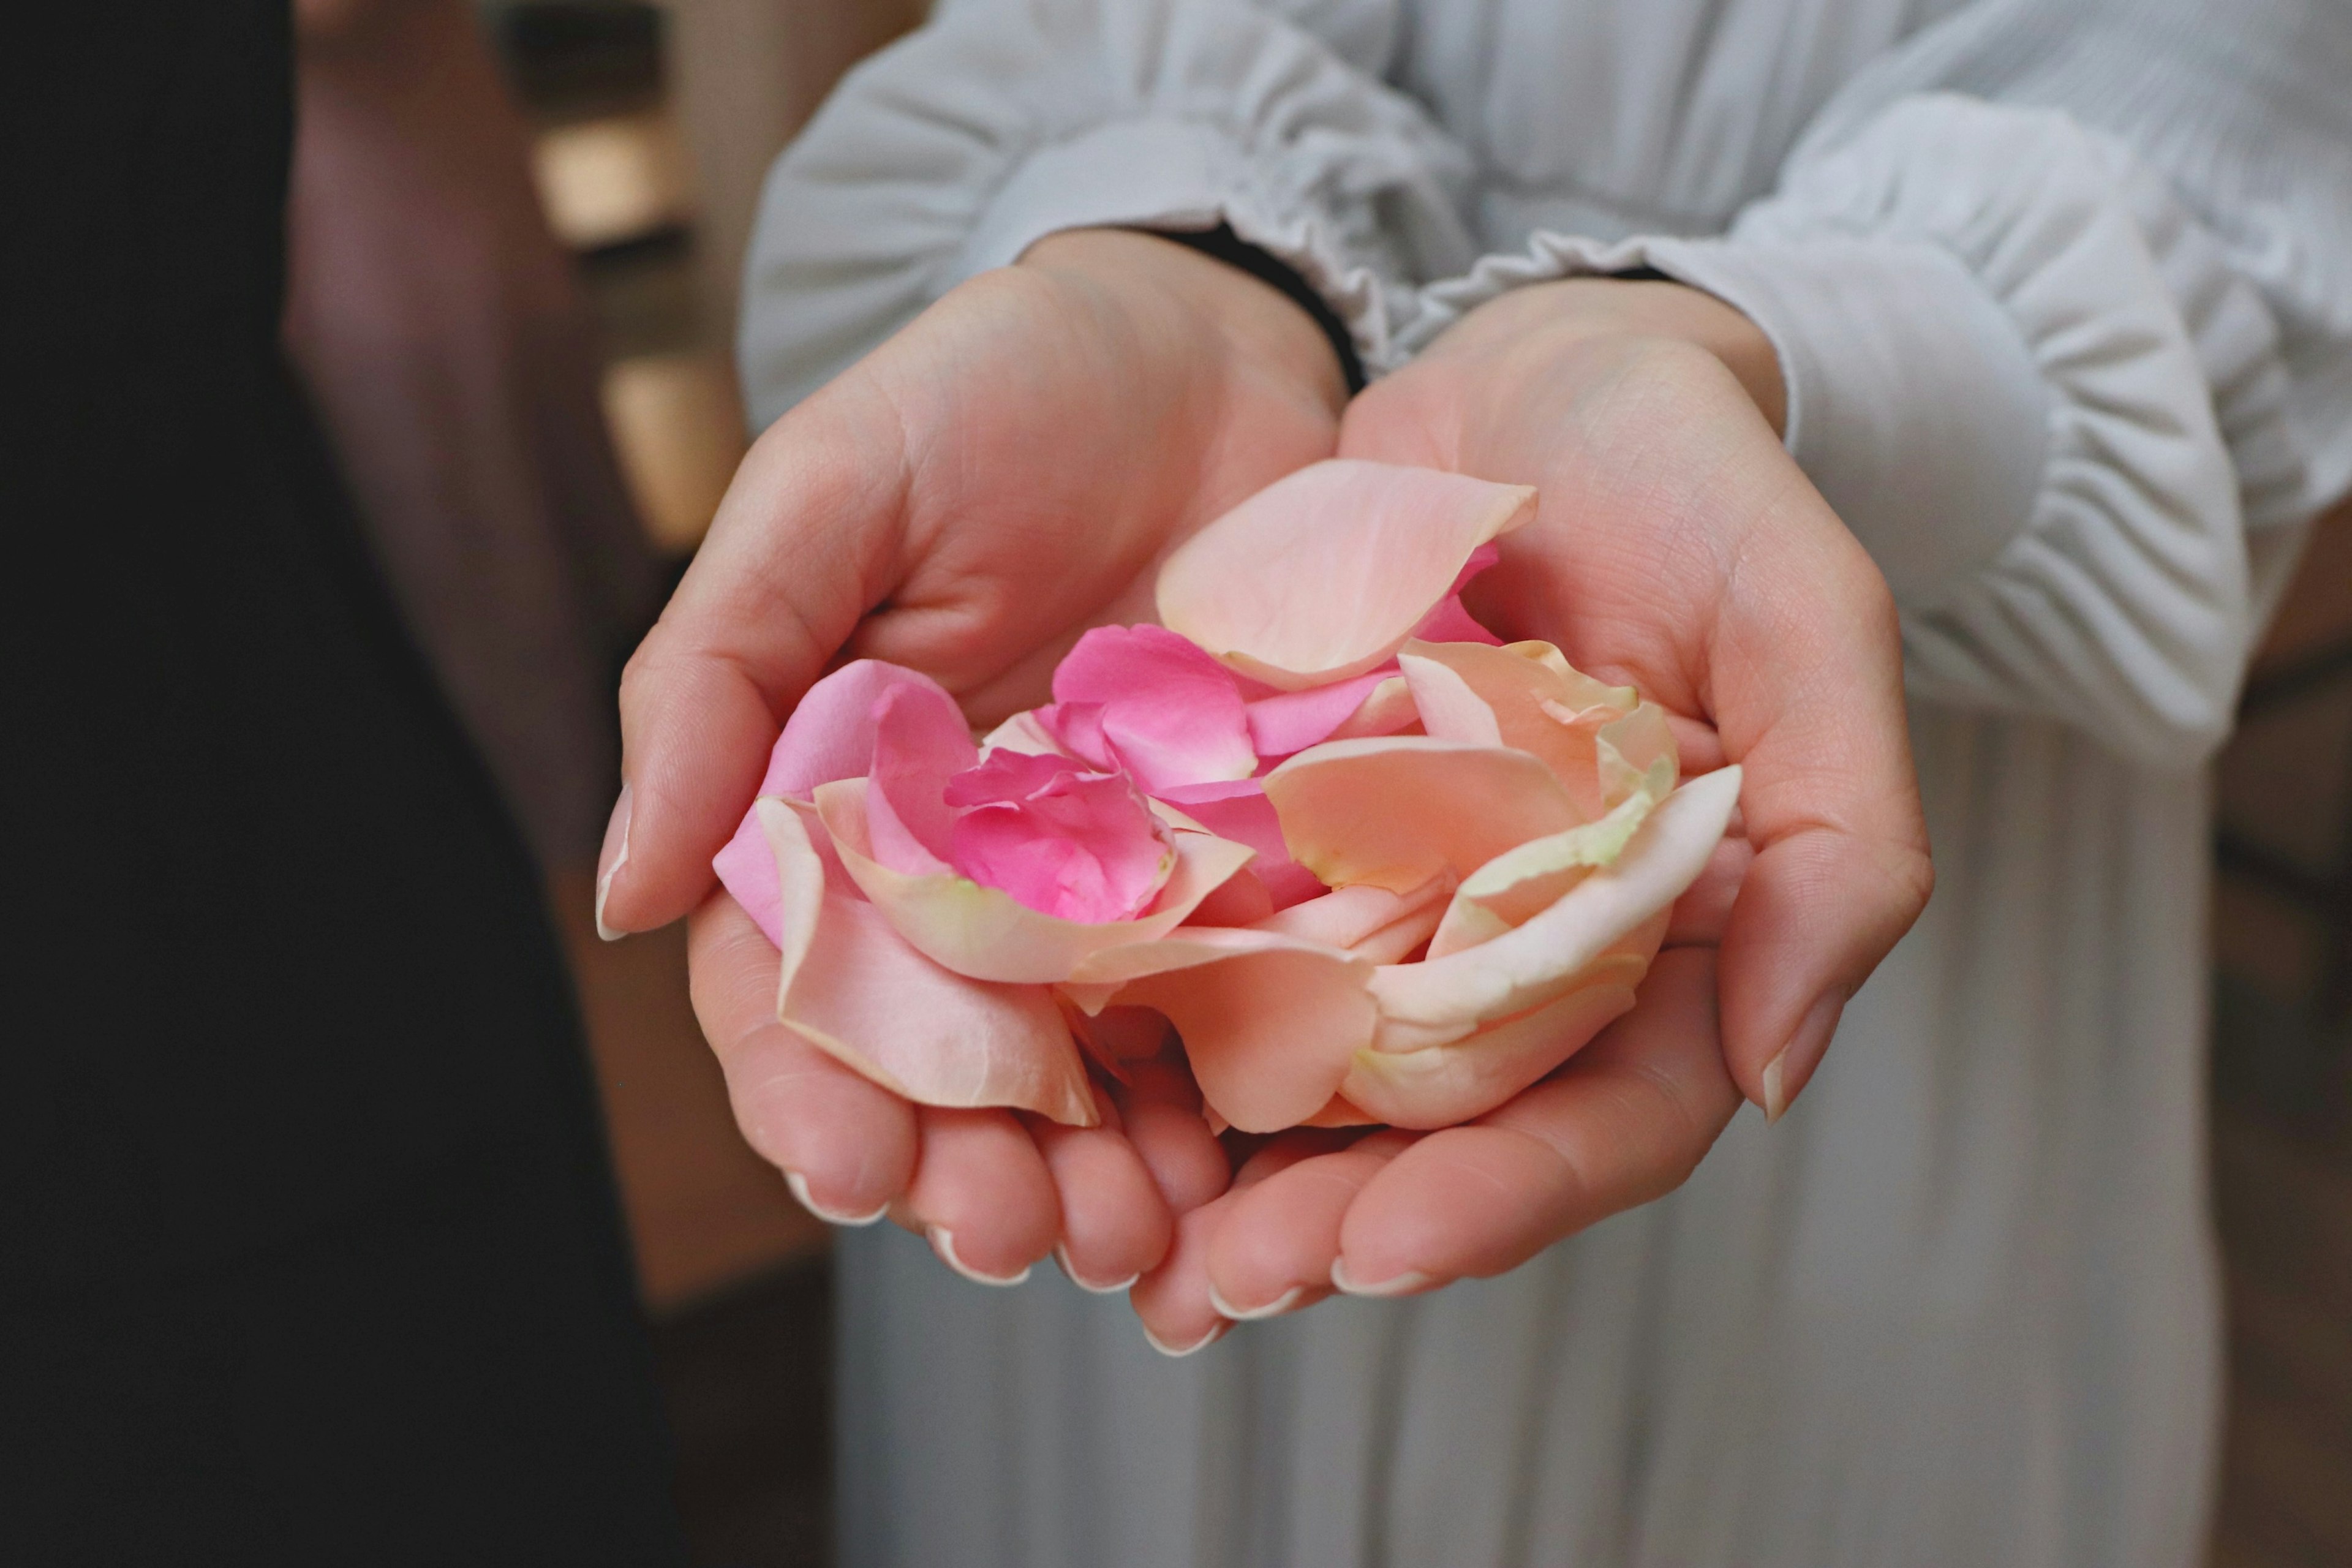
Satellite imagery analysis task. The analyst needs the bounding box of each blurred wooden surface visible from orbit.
[2212,491,2352,1567]
[548,867,827,1313]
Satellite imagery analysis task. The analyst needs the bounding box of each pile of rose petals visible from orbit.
[714,459,1741,1135]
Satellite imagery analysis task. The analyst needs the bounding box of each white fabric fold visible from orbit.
[738,0,1476,429]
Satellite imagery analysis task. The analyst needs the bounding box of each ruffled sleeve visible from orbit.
[1400,0,2352,769]
[736,0,1473,431]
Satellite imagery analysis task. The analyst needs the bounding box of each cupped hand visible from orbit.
[1134,279,1933,1348]
[600,230,1348,1288]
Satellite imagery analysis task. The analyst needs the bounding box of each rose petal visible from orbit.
[1041,624,1256,791]
[1155,779,1327,910]
[1596,704,1679,807]
[1156,459,1537,690]
[1264,736,1581,894]
[1366,766,1741,1049]
[818,778,1256,983]
[1243,670,1394,758]
[865,683,979,875]
[1110,941,1378,1133]
[1394,652,1502,748]
[1341,968,1643,1129]
[979,707,1067,758]
[757,660,962,800]
[1255,878,1450,952]
[1400,639,1672,820]
[1407,597,1505,646]
[776,892,1097,1127]
[1323,675,1419,742]
[944,753,1174,923]
[716,793,856,948]
[1425,790,1656,959]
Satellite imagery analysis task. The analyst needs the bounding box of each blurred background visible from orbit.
[294,4,2352,1564]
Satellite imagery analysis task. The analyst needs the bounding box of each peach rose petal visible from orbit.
[1324,675,1419,742]
[1341,965,1645,1129]
[1400,639,1670,820]
[1114,944,1379,1133]
[1264,736,1581,894]
[1368,766,1741,1050]
[753,799,1097,1126]
[816,778,1256,984]
[1156,459,1537,690]
[1255,878,1450,953]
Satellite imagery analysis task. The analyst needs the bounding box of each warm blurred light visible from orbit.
[601,352,745,554]
[532,109,695,250]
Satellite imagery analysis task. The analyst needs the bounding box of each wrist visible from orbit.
[1019,227,1351,419]
[1440,277,1787,437]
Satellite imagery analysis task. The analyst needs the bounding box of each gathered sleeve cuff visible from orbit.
[1399,94,2315,768]
[737,0,1474,432]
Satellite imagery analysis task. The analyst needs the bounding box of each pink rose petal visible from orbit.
[1243,669,1396,758]
[944,752,1174,923]
[778,892,1098,1127]
[816,778,1257,984]
[757,660,960,799]
[1156,459,1536,690]
[865,683,979,875]
[1040,624,1256,792]
[1156,778,1326,910]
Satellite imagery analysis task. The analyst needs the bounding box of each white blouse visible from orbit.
[737,1,2352,1562]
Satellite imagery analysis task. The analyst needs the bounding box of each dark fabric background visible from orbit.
[0,4,686,1559]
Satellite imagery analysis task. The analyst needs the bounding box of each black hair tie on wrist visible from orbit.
[1158,223,1368,396]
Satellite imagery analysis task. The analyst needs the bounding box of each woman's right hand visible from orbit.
[601,229,1348,1294]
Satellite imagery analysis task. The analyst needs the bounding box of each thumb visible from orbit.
[597,390,903,936]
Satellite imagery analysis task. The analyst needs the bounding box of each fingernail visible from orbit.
[1053,1245,1139,1295]
[1206,1281,1307,1321]
[1330,1258,1432,1298]
[1762,991,1844,1125]
[784,1170,886,1227]
[927,1226,1030,1287]
[1142,1321,1228,1359]
[593,783,633,942]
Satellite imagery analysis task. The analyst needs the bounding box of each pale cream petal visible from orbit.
[1395,653,1502,747]
[978,708,1067,758]
[1264,736,1580,894]
[1341,971,1642,1129]
[1425,790,1655,959]
[1366,766,1740,1043]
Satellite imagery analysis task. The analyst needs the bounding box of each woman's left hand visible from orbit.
[1131,280,1934,1349]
